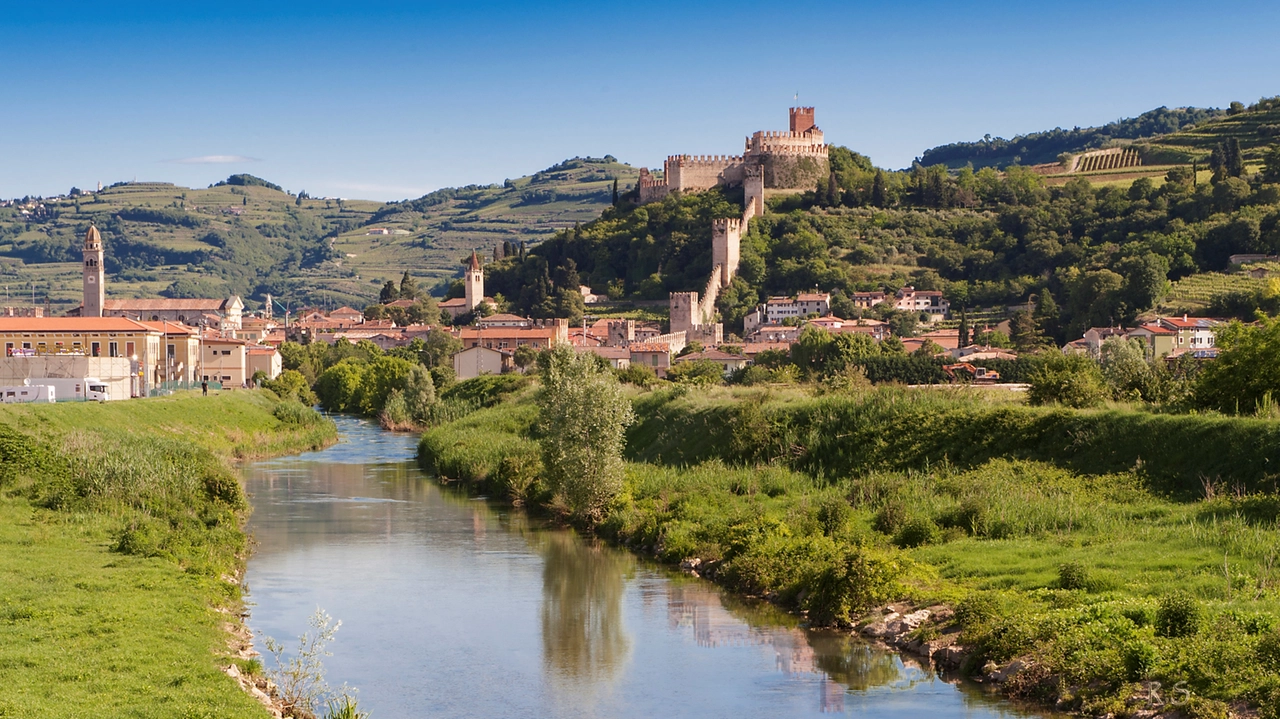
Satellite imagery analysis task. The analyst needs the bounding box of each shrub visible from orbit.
[261,369,318,405]
[893,516,940,548]
[1123,641,1158,680]
[1058,560,1090,590]
[1028,354,1107,408]
[815,496,852,537]
[616,364,660,387]
[667,359,725,386]
[804,545,902,626]
[273,400,322,426]
[1156,591,1201,637]
[495,451,543,504]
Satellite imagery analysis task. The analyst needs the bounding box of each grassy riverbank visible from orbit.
[0,391,336,718]
[419,383,1280,717]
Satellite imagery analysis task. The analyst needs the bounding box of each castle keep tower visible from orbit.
[464,251,484,312]
[82,225,104,318]
[789,106,816,134]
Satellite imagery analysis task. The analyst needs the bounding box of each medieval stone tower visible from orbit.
[464,250,484,312]
[82,225,104,318]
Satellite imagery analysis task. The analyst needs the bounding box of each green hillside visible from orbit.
[332,156,638,288]
[918,105,1227,169]
[0,158,637,313]
[494,139,1280,343]
[1137,98,1280,164]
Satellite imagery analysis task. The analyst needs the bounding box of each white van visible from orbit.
[31,377,110,402]
[0,385,56,403]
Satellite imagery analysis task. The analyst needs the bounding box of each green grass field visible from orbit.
[0,391,336,718]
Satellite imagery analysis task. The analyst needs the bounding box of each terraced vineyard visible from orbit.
[1139,103,1280,164]
[1160,265,1279,312]
[0,158,637,313]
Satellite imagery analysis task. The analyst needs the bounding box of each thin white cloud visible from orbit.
[168,155,261,164]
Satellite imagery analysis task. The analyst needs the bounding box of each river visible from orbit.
[243,416,1044,718]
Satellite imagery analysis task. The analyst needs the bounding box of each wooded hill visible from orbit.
[919,97,1280,170]
[489,132,1280,344]
[0,157,636,313]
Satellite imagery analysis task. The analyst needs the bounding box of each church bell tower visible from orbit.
[83,225,104,317]
[464,250,484,312]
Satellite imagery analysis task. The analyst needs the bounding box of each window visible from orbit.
[221,375,231,381]
[202,375,209,381]
[125,341,135,357]
[109,342,118,358]
[91,342,100,357]
[4,343,11,356]
[22,342,31,350]
[651,355,658,366]
[167,344,175,359]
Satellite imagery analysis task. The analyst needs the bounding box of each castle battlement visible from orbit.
[711,217,742,233]
[668,154,746,166]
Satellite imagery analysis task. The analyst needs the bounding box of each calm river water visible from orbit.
[243,416,1044,718]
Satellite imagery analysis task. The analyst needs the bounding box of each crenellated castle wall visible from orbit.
[665,154,748,193]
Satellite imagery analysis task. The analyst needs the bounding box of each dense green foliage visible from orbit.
[0,392,335,717]
[1195,317,1280,414]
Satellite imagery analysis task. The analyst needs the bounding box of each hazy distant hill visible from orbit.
[919,106,1227,169]
[0,157,637,313]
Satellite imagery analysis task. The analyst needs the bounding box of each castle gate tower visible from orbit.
[464,251,484,312]
[83,225,104,318]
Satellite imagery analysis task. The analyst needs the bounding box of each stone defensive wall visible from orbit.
[665,154,748,193]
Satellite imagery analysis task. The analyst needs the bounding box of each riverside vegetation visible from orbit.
[416,343,1280,718]
[0,391,337,718]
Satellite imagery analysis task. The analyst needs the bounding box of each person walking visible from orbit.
[201,380,208,396]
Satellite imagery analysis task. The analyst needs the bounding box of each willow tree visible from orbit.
[536,344,634,523]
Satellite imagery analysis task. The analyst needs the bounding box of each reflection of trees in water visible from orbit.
[661,578,923,712]
[540,531,632,686]
[807,632,914,691]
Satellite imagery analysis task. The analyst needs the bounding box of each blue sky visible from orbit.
[2,0,1278,201]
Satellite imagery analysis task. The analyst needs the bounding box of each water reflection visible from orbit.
[242,416,1047,718]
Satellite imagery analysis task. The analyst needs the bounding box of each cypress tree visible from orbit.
[1227,138,1246,178]
[871,170,888,208]
[957,307,970,348]
[611,179,619,206]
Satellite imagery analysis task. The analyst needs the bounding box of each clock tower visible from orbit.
[83,225,104,317]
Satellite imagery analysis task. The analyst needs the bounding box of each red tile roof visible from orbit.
[628,343,670,353]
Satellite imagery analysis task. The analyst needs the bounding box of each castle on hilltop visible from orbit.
[644,108,830,344]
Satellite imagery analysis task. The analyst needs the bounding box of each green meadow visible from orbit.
[0,391,335,718]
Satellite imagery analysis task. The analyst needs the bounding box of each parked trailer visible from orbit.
[0,384,56,403]
[30,377,110,402]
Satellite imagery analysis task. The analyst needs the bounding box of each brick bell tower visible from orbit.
[82,225,104,317]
